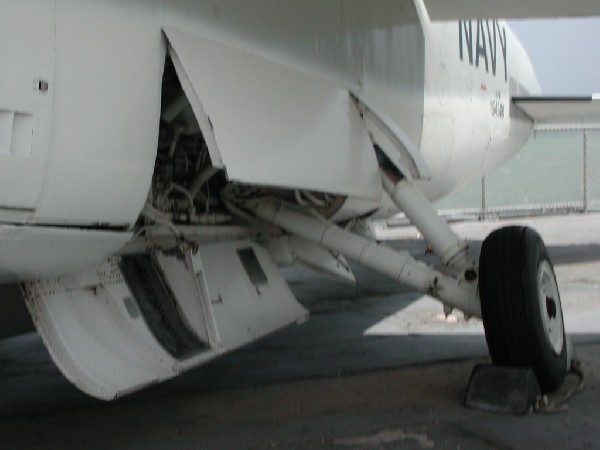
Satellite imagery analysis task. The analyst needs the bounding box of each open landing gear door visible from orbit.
[24,241,307,400]
[163,27,381,202]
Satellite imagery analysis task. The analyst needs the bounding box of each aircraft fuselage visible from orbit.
[0,0,538,279]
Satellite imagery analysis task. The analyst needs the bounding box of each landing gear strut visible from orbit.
[248,171,569,392]
[252,201,481,318]
[379,168,570,392]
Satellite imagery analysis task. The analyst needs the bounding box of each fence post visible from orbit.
[481,176,487,221]
[583,129,589,213]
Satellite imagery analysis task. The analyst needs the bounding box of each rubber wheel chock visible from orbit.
[464,364,541,415]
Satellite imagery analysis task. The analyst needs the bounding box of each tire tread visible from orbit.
[479,226,567,392]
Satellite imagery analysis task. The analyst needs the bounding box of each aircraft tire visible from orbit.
[479,226,567,392]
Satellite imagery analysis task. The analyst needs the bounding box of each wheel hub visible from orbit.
[538,261,564,355]
[546,296,557,319]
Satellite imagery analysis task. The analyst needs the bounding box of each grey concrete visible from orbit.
[0,214,598,449]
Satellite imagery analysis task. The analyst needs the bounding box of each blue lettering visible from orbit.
[475,21,489,73]
[459,20,474,65]
[459,20,508,82]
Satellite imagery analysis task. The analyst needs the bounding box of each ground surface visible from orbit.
[0,214,598,449]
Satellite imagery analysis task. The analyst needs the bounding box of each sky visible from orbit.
[509,18,600,96]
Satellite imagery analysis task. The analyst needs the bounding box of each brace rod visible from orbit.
[254,202,481,318]
[382,176,472,271]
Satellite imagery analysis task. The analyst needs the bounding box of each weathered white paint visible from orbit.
[2,0,597,399]
[24,241,307,399]
[0,0,55,212]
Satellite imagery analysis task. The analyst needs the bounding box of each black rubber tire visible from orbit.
[479,226,567,392]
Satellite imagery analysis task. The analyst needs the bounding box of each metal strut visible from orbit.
[253,202,481,318]
[380,171,473,273]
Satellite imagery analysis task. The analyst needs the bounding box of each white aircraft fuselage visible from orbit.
[0,0,536,261]
[0,0,552,399]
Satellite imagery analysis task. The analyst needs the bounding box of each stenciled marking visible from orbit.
[459,20,508,82]
[490,91,505,119]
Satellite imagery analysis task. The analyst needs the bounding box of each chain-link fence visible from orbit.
[433,127,600,218]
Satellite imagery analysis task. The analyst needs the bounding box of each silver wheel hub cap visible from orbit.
[538,260,564,355]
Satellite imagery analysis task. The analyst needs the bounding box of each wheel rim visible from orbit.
[538,260,564,355]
